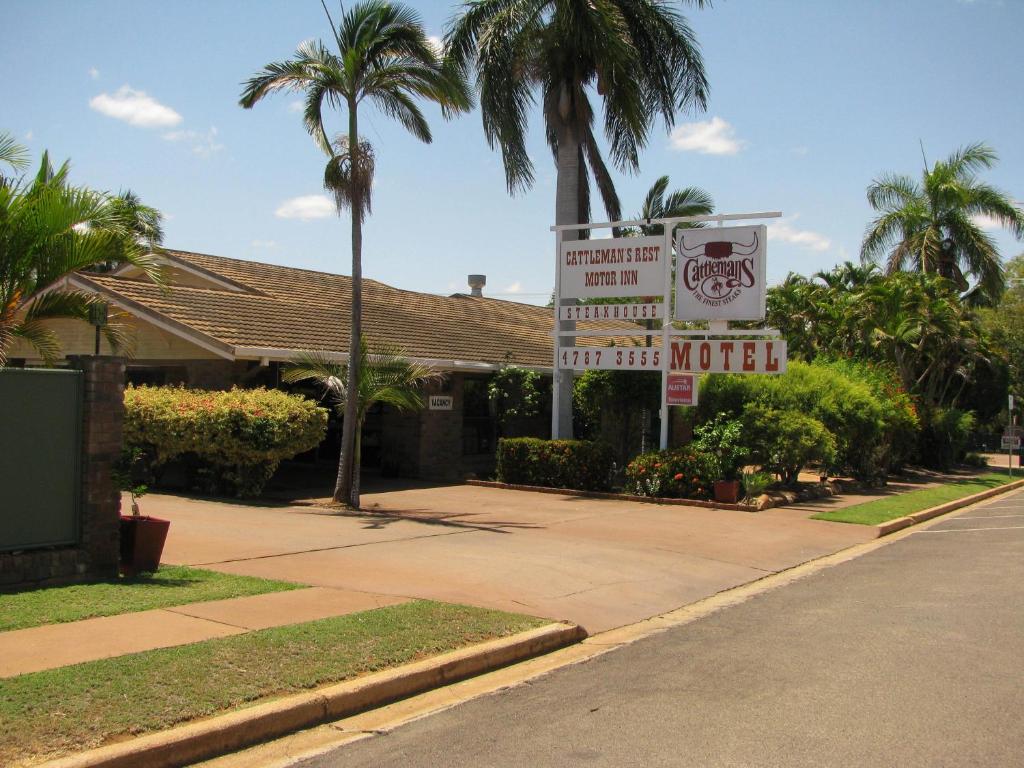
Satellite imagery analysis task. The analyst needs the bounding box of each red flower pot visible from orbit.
[120,516,171,576]
[713,480,741,504]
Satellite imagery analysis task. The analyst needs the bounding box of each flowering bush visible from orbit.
[496,438,615,491]
[123,385,328,497]
[624,447,720,499]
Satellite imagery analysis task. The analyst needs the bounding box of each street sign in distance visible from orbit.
[1001,435,1021,450]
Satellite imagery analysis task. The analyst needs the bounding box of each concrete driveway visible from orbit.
[148,484,874,633]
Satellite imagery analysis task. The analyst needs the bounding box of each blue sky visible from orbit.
[5,0,1022,304]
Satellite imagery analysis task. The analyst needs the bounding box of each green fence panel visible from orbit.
[0,368,83,551]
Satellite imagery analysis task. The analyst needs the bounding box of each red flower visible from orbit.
[674,473,684,481]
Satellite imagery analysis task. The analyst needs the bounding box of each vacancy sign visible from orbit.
[666,374,697,406]
[560,236,665,299]
[675,225,767,321]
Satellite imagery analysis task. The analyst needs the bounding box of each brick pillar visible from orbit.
[69,355,126,577]
[417,375,464,480]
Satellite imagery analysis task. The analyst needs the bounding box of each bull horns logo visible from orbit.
[678,231,759,260]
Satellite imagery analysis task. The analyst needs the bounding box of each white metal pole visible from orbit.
[551,228,563,439]
[659,225,673,450]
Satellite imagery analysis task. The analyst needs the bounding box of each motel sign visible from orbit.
[551,211,786,449]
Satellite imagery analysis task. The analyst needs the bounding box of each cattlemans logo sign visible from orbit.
[559,236,664,299]
[675,225,767,321]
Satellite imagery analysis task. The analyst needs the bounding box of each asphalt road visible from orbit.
[303,489,1024,768]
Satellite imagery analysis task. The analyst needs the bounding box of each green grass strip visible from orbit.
[811,472,1016,526]
[0,566,302,632]
[0,601,545,765]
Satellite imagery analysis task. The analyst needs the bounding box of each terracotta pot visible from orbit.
[120,515,171,576]
[713,479,741,504]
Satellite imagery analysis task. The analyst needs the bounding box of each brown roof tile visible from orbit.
[80,250,643,368]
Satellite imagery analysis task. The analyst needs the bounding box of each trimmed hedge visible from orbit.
[123,385,328,497]
[625,447,720,499]
[496,438,615,492]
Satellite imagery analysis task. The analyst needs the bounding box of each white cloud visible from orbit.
[250,239,277,249]
[972,213,1008,230]
[89,85,182,128]
[162,126,223,157]
[669,117,745,155]
[427,35,443,55]
[767,220,831,252]
[24,130,33,141]
[275,194,335,220]
[287,100,304,113]
[505,281,523,293]
[88,67,99,80]
[790,145,809,156]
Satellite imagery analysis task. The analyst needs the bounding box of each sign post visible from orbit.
[551,211,783,449]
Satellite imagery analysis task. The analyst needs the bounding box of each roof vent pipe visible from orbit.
[468,274,486,297]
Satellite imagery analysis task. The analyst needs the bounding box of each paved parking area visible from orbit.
[150,484,875,633]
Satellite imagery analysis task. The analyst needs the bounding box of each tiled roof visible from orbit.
[79,250,640,369]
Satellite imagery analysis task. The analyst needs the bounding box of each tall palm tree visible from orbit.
[0,142,164,366]
[446,0,709,437]
[282,341,440,501]
[862,142,1024,306]
[240,0,470,508]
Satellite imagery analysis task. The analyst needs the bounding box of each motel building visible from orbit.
[7,250,632,481]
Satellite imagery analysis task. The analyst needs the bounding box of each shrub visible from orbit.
[962,451,989,469]
[123,385,328,497]
[488,365,542,434]
[573,369,661,465]
[918,406,975,471]
[496,438,615,491]
[741,470,774,499]
[743,404,836,486]
[698,361,892,481]
[624,447,720,499]
[692,413,749,480]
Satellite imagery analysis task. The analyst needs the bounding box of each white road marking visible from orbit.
[917,526,1024,534]
[946,514,1024,520]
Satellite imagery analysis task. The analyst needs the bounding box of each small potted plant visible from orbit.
[694,414,749,504]
[114,447,170,576]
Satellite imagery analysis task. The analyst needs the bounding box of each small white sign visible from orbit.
[559,236,666,300]
[558,302,663,322]
[668,339,786,374]
[428,395,453,411]
[675,225,767,321]
[1002,435,1020,450]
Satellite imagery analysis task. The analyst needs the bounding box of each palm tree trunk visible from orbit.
[335,102,363,508]
[553,120,580,439]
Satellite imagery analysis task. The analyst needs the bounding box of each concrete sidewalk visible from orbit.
[0,586,406,677]
[147,483,875,634]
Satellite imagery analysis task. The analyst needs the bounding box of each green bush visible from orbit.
[123,386,328,497]
[698,361,899,481]
[624,447,720,499]
[692,413,749,480]
[741,470,774,499]
[495,438,615,491]
[743,404,836,486]
[918,407,975,471]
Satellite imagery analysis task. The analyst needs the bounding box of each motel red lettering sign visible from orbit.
[559,340,786,373]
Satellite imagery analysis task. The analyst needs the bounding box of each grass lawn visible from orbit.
[811,472,1016,526]
[0,601,546,766]
[0,566,301,633]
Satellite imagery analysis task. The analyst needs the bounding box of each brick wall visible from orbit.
[417,375,465,480]
[0,356,125,588]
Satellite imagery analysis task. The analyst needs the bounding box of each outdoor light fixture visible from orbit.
[88,301,108,355]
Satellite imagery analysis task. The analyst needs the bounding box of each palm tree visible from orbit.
[282,341,440,501]
[0,141,164,366]
[446,0,709,437]
[240,1,470,508]
[862,142,1024,305]
[633,175,713,236]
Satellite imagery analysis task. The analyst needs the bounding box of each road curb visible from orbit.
[39,622,586,768]
[875,477,1024,536]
